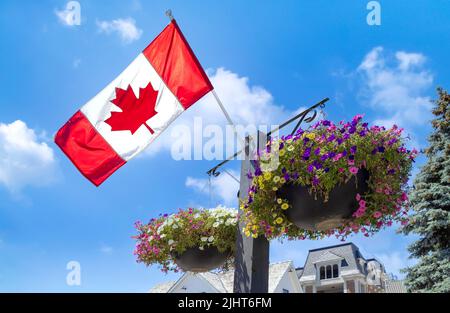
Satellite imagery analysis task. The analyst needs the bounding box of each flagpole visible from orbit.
[165,9,248,151]
[165,9,174,21]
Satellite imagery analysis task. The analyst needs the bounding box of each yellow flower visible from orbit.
[280,177,286,184]
[252,233,258,238]
[272,213,278,218]
[252,225,258,231]
[306,133,316,140]
[272,187,278,191]
[263,172,272,181]
[279,150,286,156]
[287,145,295,152]
[275,217,284,224]
[244,230,251,237]
[281,203,289,210]
[277,198,283,204]
[273,176,280,183]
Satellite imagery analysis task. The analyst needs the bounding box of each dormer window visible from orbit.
[341,259,348,267]
[326,265,332,279]
[319,264,339,280]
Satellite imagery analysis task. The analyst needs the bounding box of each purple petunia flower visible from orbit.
[388,138,398,145]
[350,146,357,154]
[320,153,328,161]
[303,148,311,160]
[327,134,336,142]
[371,149,377,155]
[349,126,356,134]
[322,120,331,126]
[255,167,263,176]
[378,146,385,153]
[314,147,321,155]
[313,160,322,169]
[312,176,319,186]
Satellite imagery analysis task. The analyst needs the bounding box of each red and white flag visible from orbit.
[55,20,213,186]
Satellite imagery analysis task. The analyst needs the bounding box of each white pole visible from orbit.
[212,90,249,150]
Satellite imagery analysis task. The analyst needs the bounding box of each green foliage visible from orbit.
[402,88,450,293]
[134,206,238,273]
[241,116,415,240]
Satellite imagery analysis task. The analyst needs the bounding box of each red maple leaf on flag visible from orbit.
[104,82,159,135]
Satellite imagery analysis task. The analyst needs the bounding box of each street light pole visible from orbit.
[233,132,270,293]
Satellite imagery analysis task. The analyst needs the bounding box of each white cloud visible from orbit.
[55,1,81,26]
[0,120,57,194]
[97,18,142,44]
[145,67,308,158]
[377,251,415,278]
[357,46,433,130]
[100,244,113,255]
[185,169,240,206]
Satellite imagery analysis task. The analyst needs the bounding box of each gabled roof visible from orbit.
[268,261,294,292]
[313,251,343,263]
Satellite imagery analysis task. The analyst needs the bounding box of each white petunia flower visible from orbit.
[208,236,214,242]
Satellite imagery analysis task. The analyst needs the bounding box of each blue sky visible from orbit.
[0,0,449,292]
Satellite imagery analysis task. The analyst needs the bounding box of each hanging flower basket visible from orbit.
[241,115,417,241]
[277,168,370,231]
[134,206,237,273]
[172,246,231,273]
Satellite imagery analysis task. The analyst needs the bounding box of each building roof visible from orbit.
[149,281,176,293]
[313,251,344,263]
[151,261,295,293]
[300,242,366,278]
[385,280,407,293]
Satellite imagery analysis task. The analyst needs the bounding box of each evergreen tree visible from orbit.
[402,88,450,293]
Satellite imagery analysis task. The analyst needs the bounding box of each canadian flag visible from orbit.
[55,20,213,186]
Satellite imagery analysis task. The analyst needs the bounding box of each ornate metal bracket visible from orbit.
[206,97,330,178]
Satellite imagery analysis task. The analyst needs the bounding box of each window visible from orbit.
[341,259,348,267]
[282,288,289,293]
[320,263,340,280]
[320,266,325,280]
[333,264,339,278]
[326,265,332,279]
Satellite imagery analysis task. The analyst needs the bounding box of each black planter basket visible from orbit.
[173,246,231,272]
[276,168,370,231]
